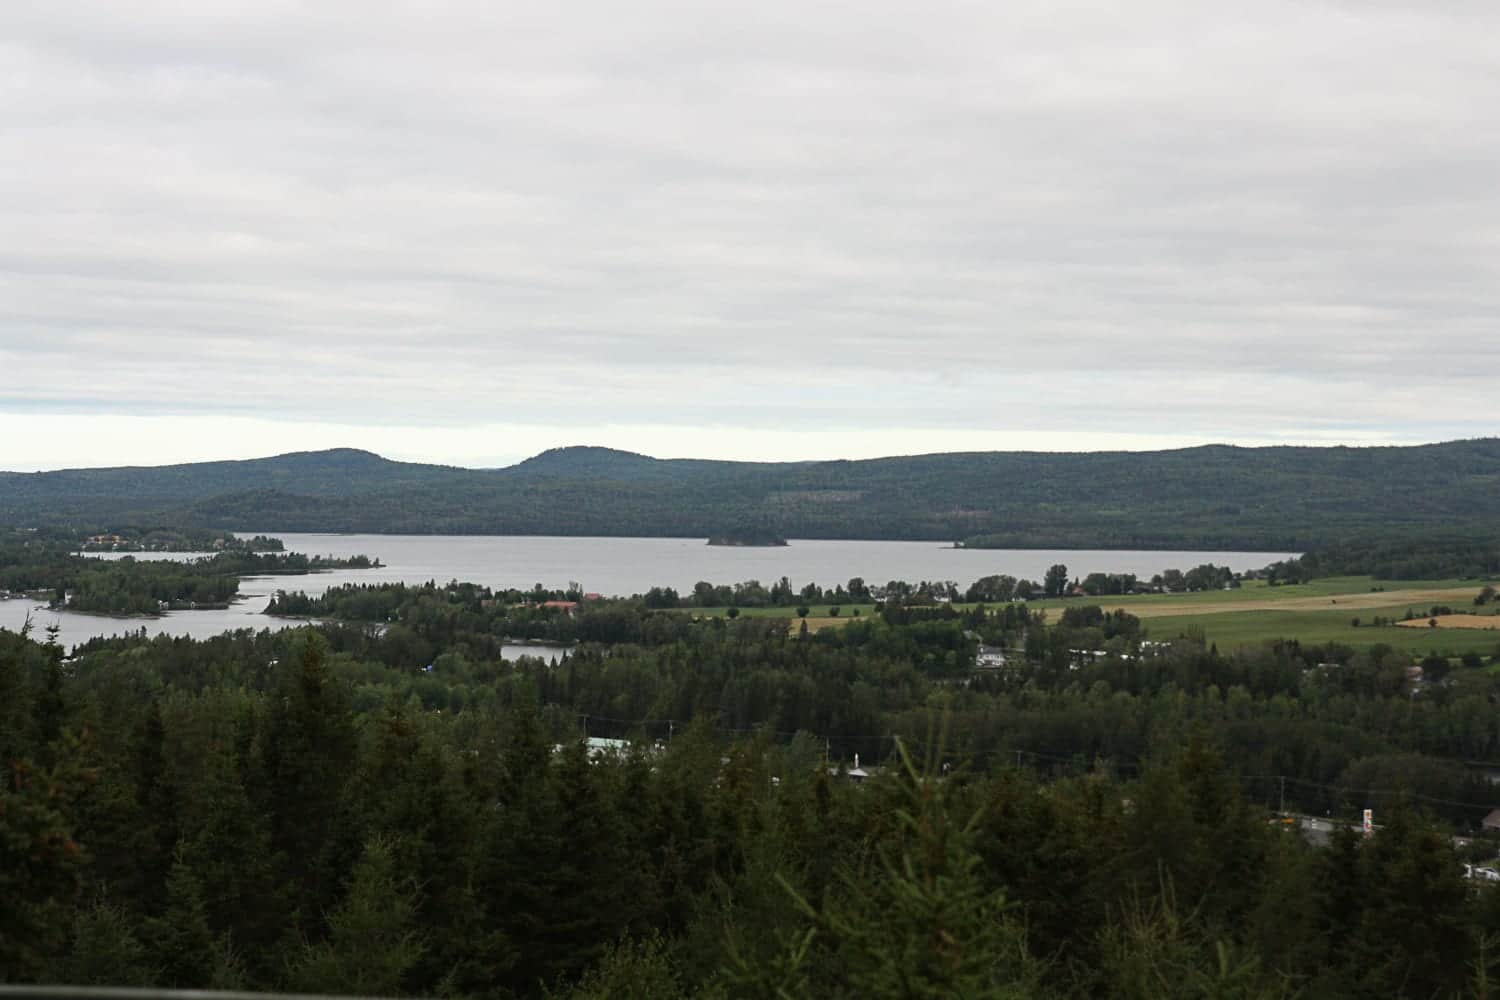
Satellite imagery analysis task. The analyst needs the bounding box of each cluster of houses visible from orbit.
[551,736,636,761]
[969,637,1176,673]
[549,734,888,786]
[482,593,605,615]
[537,598,594,614]
[83,533,127,549]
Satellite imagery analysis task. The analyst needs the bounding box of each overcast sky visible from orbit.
[3,0,1497,471]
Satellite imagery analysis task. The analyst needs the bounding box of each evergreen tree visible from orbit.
[57,901,155,987]
[142,848,218,988]
[555,932,688,1000]
[177,736,285,976]
[288,836,424,996]
[738,740,1043,998]
[0,734,91,981]
[257,632,356,928]
[134,700,179,894]
[1347,805,1469,998]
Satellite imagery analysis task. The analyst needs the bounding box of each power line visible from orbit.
[555,707,1500,815]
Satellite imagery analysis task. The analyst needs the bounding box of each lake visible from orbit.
[0,534,1293,650]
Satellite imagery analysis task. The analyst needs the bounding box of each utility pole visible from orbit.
[1279,775,1286,815]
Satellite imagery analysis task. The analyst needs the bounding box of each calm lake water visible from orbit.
[0,534,1293,651]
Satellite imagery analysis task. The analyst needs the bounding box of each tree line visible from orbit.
[9,439,1500,550]
[0,532,379,616]
[1266,534,1500,584]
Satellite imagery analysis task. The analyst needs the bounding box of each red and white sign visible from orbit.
[1362,808,1373,836]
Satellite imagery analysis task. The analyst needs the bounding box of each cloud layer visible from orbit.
[4,0,1497,467]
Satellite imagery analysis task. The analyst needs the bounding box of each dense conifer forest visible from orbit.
[5,438,1500,548]
[1264,535,1500,584]
[8,585,1500,997]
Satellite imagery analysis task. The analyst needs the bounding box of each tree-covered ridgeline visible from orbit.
[1264,534,1500,584]
[9,592,1500,996]
[6,438,1500,549]
[0,534,379,616]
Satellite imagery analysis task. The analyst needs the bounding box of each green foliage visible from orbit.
[58,901,155,987]
[288,836,424,996]
[9,587,1500,995]
[1096,896,1291,1000]
[7,439,1500,547]
[733,739,1044,998]
[0,735,92,980]
[554,933,689,1000]
[1272,533,1500,583]
[141,851,220,988]
[0,532,375,616]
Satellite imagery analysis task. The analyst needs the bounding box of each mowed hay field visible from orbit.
[1032,577,1500,653]
[1032,578,1482,620]
[1137,608,1500,654]
[1397,613,1500,630]
[795,617,847,634]
[1105,586,1482,618]
[690,578,1500,652]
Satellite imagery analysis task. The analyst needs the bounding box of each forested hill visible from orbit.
[4,439,1500,549]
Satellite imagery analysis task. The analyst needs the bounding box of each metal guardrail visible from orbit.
[0,989,400,1000]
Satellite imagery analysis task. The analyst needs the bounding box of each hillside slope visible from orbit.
[3,439,1499,549]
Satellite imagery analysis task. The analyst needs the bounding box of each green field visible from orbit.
[1027,576,1479,612]
[1028,575,1500,653]
[682,576,1500,654]
[1137,607,1500,655]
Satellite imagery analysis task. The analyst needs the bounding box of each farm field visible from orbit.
[1035,576,1499,652]
[1135,607,1500,655]
[690,576,1500,653]
[1027,576,1479,616]
[1397,613,1500,631]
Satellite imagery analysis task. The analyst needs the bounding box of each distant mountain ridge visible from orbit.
[4,439,1500,550]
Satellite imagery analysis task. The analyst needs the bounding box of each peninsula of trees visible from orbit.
[3,438,1500,549]
[0,531,379,616]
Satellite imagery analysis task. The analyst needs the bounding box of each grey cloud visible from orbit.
[3,0,1498,451]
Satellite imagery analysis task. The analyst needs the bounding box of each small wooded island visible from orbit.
[706,529,788,546]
